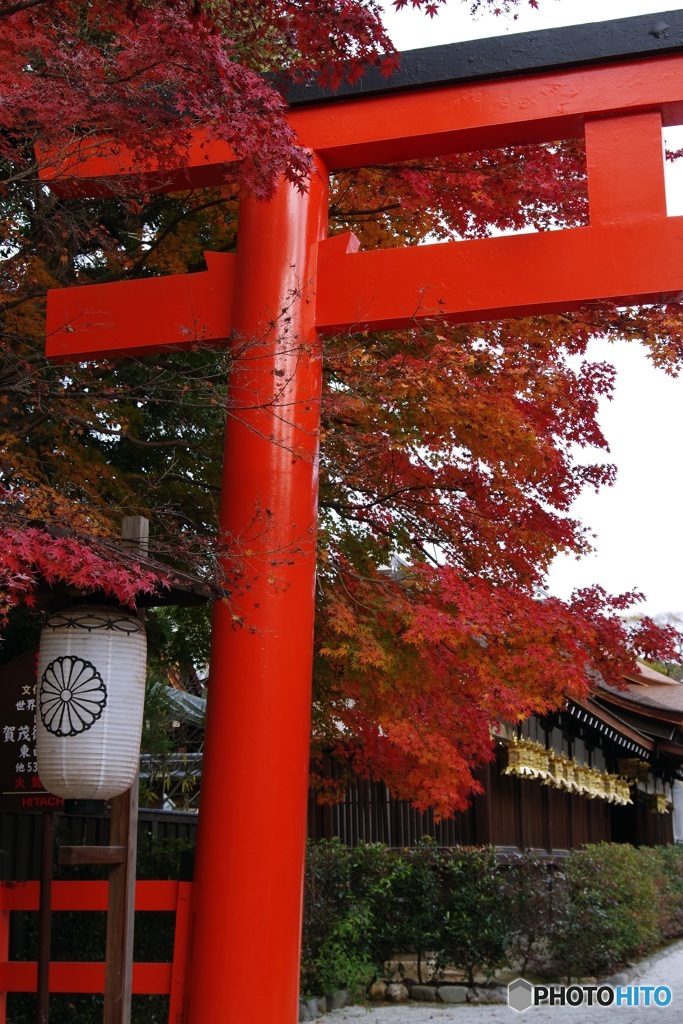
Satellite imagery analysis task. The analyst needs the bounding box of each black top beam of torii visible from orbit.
[46,8,683,358]
[284,8,683,104]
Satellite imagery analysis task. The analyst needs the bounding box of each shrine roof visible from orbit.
[598,663,683,724]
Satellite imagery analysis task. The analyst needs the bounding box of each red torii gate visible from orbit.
[43,12,683,1023]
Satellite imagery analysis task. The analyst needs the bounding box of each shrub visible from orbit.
[549,843,661,980]
[438,846,512,984]
[506,851,557,975]
[650,844,683,941]
[301,839,354,993]
[301,838,446,989]
[314,903,376,997]
[300,840,683,993]
[348,842,399,976]
[387,838,444,982]
[302,840,402,991]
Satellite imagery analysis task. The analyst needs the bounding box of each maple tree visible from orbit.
[0,0,397,613]
[2,0,682,814]
[312,151,683,814]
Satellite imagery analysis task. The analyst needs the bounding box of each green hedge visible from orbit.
[302,840,683,995]
[549,843,661,980]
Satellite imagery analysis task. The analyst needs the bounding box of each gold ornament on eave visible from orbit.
[650,793,670,815]
[502,739,551,780]
[503,741,632,805]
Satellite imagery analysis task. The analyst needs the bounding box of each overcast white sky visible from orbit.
[380,0,683,617]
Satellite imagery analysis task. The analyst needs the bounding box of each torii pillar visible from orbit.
[42,12,683,1022]
[188,164,329,1019]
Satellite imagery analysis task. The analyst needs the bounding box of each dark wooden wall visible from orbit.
[307,745,674,851]
[1,753,674,880]
[306,775,478,848]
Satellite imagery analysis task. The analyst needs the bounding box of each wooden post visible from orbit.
[0,889,9,1024]
[57,745,141,1024]
[36,811,53,1024]
[120,517,149,556]
[102,516,146,1024]
[103,777,138,1024]
[473,764,493,845]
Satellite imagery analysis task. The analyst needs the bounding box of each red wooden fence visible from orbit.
[0,880,191,1023]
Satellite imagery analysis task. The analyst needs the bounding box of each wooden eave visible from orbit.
[568,696,654,753]
[656,738,683,760]
[579,696,655,747]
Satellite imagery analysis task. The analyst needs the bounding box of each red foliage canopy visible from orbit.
[2,0,682,814]
[0,521,163,625]
[1,0,396,197]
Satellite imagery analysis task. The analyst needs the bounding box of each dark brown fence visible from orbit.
[307,776,478,847]
[306,752,482,847]
[0,809,199,881]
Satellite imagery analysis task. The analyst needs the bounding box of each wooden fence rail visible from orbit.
[0,880,191,1024]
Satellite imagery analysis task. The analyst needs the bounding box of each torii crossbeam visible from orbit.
[43,11,683,1023]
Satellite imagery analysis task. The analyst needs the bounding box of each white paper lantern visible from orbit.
[36,606,147,800]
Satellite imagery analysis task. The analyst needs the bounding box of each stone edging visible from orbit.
[299,939,683,1020]
[299,981,507,1019]
[369,981,506,1006]
[602,937,683,988]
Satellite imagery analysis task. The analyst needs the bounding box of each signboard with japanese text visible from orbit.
[0,649,64,812]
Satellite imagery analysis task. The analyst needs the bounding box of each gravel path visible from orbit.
[326,942,683,1024]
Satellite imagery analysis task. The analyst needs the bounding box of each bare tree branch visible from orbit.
[0,0,53,18]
